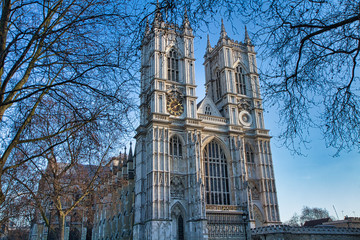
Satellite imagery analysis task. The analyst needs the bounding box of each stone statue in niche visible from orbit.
[251,184,260,200]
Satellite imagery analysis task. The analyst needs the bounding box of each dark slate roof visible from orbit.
[304,218,332,227]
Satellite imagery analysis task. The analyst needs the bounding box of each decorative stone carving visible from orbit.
[238,98,252,111]
[250,183,260,200]
[170,175,185,198]
[171,203,182,217]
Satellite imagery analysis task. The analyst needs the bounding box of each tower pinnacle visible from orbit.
[221,19,227,38]
[206,34,212,51]
[145,17,150,35]
[183,6,190,28]
[153,1,163,27]
[245,25,251,44]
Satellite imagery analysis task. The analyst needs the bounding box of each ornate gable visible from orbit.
[197,95,222,117]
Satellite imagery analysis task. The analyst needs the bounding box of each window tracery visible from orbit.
[245,143,256,178]
[170,135,183,172]
[235,65,246,95]
[167,49,179,82]
[203,140,230,205]
[205,104,212,115]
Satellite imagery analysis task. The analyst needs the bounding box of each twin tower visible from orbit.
[134,10,280,240]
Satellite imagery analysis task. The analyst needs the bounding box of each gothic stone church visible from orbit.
[92,12,280,240]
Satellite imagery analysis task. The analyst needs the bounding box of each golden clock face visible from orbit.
[167,98,184,116]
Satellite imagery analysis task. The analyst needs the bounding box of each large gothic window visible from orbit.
[168,49,179,82]
[203,140,230,205]
[215,71,222,100]
[235,65,246,95]
[170,135,183,172]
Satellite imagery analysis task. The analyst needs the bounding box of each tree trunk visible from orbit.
[59,213,66,240]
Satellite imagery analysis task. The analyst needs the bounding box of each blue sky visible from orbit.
[192,20,360,222]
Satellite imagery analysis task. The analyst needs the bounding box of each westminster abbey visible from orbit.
[92,9,280,240]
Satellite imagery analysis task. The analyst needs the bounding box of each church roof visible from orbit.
[197,95,222,117]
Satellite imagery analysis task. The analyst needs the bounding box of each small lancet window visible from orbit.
[170,135,182,157]
[245,143,256,178]
[205,104,212,115]
[215,71,222,100]
[167,49,179,82]
[235,65,246,95]
[245,143,254,163]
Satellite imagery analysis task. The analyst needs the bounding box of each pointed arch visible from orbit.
[171,202,186,240]
[201,136,232,162]
[253,204,265,227]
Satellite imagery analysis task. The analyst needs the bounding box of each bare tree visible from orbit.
[0,0,147,238]
[236,0,360,154]
[285,206,331,226]
[0,163,35,232]
[0,0,143,206]
[3,0,357,237]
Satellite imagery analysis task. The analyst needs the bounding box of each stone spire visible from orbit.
[123,146,127,167]
[127,142,134,179]
[128,142,133,163]
[182,6,193,35]
[122,146,128,179]
[244,26,251,44]
[184,6,189,23]
[206,34,212,52]
[117,150,123,178]
[220,18,227,38]
[145,17,150,35]
[153,1,163,27]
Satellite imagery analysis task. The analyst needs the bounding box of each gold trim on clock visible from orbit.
[167,97,184,116]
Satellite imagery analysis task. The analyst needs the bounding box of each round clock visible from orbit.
[239,110,252,127]
[167,97,184,116]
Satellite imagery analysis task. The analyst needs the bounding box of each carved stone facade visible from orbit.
[133,9,280,240]
[92,9,280,240]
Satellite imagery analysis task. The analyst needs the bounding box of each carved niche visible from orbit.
[170,175,185,199]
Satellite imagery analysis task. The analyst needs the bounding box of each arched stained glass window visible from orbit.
[235,65,246,95]
[203,140,230,205]
[168,49,179,82]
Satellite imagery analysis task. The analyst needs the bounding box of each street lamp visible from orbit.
[243,211,249,240]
